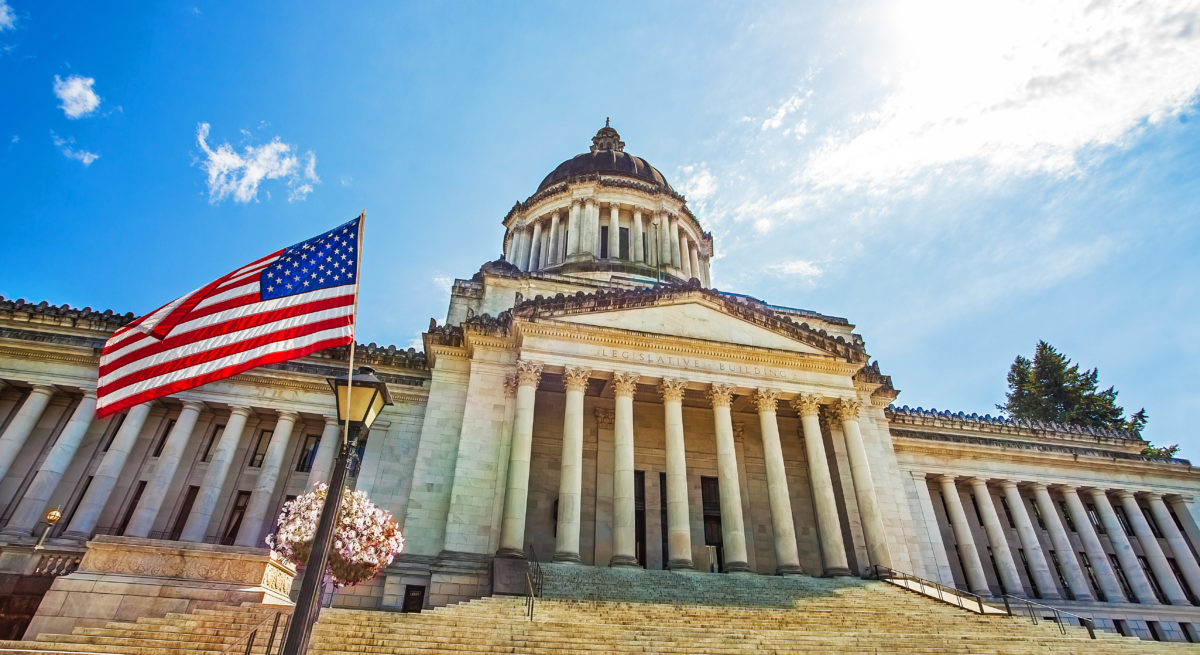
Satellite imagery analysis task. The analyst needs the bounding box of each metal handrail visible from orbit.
[1000,594,1096,639]
[523,543,543,620]
[866,564,988,614]
[220,607,292,655]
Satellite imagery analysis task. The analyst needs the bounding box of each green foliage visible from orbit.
[1141,443,1180,459]
[999,341,1148,436]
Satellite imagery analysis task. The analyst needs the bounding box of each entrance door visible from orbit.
[634,471,647,568]
[402,585,425,613]
[701,476,724,572]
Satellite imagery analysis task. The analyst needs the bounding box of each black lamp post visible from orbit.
[280,365,392,655]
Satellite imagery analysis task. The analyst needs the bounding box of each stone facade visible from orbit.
[0,124,1197,642]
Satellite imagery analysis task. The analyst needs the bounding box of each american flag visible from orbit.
[96,215,362,417]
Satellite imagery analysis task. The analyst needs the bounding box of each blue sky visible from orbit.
[2,2,1198,455]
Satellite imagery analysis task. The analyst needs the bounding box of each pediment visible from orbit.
[552,299,831,356]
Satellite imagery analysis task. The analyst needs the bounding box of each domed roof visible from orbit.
[536,121,674,193]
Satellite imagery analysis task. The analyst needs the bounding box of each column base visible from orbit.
[821,566,852,578]
[723,561,751,573]
[495,547,526,559]
[552,552,582,563]
[609,555,639,568]
[776,564,805,576]
[667,559,695,571]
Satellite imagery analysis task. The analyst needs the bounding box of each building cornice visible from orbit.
[891,428,1189,469]
[886,404,1146,449]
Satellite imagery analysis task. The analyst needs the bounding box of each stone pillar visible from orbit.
[937,475,991,595]
[306,416,342,489]
[703,257,712,287]
[969,478,1024,595]
[1001,481,1060,599]
[610,372,639,567]
[520,227,535,272]
[680,239,693,279]
[554,366,590,562]
[585,199,600,258]
[567,201,581,257]
[792,395,849,576]
[660,377,693,569]
[657,213,671,267]
[498,360,543,557]
[707,384,750,573]
[1167,496,1200,559]
[529,221,543,271]
[1030,483,1092,600]
[1060,486,1125,601]
[235,411,298,547]
[547,212,561,266]
[631,210,644,263]
[180,406,252,543]
[607,205,620,260]
[669,216,682,269]
[835,399,891,570]
[0,384,56,483]
[2,391,96,536]
[1087,488,1156,603]
[1147,494,1200,601]
[1119,490,1188,604]
[123,400,205,537]
[754,388,803,575]
[689,244,701,283]
[62,403,153,539]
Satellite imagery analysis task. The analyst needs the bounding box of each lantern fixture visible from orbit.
[327,366,392,429]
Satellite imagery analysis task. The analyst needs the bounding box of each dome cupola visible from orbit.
[536,120,674,193]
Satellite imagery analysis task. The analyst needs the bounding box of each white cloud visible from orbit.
[766,259,823,281]
[761,93,806,131]
[0,1,14,31]
[676,164,718,203]
[53,75,100,119]
[803,0,1200,195]
[50,132,98,166]
[195,123,320,204]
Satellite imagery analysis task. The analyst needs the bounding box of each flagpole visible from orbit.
[282,211,367,655]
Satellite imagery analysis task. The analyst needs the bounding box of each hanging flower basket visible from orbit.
[268,483,404,588]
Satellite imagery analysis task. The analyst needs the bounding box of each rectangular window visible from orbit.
[101,413,126,452]
[1048,550,1074,600]
[659,472,668,568]
[1018,548,1040,598]
[986,547,1006,594]
[248,430,273,467]
[1142,507,1163,538]
[1183,622,1198,643]
[200,424,224,462]
[599,226,609,258]
[295,433,321,472]
[634,470,646,568]
[1059,502,1075,531]
[1086,503,1105,534]
[168,485,200,541]
[969,494,985,527]
[221,491,252,546]
[1000,496,1016,528]
[1147,621,1162,642]
[151,419,176,458]
[1170,558,1199,605]
[116,481,147,536]
[1110,554,1136,602]
[1113,619,1128,636]
[618,227,630,260]
[1030,498,1046,529]
[642,233,649,262]
[1078,552,1107,602]
[402,585,425,613]
[1139,555,1168,603]
[1114,505,1133,535]
[56,475,93,537]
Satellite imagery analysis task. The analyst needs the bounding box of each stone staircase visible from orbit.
[2,563,1196,654]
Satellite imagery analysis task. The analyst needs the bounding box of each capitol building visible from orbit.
[0,123,1198,645]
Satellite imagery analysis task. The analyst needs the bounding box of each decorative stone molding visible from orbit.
[612,371,640,397]
[515,360,544,387]
[733,422,746,441]
[791,393,822,418]
[503,375,519,397]
[833,398,862,422]
[594,408,615,428]
[563,366,592,391]
[707,383,735,408]
[886,404,1144,443]
[659,377,687,402]
[752,388,779,413]
[893,429,1192,466]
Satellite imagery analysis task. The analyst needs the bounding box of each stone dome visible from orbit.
[536,121,674,193]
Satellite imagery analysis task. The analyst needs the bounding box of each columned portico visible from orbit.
[792,394,850,576]
[1086,487,1157,603]
[180,405,252,543]
[753,388,803,575]
[1117,490,1188,604]
[1030,483,1092,601]
[1147,493,1200,600]
[0,384,56,483]
[62,402,153,540]
[1060,486,1126,602]
[235,410,298,546]
[1001,481,1060,599]
[708,383,750,573]
[937,475,991,596]
[498,360,543,557]
[835,399,891,570]
[554,366,590,562]
[968,478,1024,595]
[124,400,205,537]
[660,377,693,569]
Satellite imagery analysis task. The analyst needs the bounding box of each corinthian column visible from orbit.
[554,366,590,562]
[62,402,153,539]
[1000,481,1059,599]
[937,475,991,596]
[3,391,96,536]
[708,383,749,573]
[835,398,891,570]
[124,400,205,537]
[610,372,640,567]
[792,395,849,576]
[1118,490,1188,604]
[669,216,682,269]
[1030,483,1092,600]
[631,210,644,263]
[689,243,701,283]
[607,205,620,260]
[660,377,693,569]
[180,406,252,542]
[498,361,543,557]
[585,199,600,258]
[547,212,561,266]
[528,220,543,270]
[235,410,298,546]
[968,478,1024,595]
[754,388,803,575]
[0,384,56,483]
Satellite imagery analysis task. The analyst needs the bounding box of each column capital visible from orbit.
[227,404,254,418]
[933,473,961,485]
[28,383,56,396]
[274,410,300,422]
[594,408,614,428]
[999,479,1020,490]
[76,387,97,399]
[659,378,687,402]
[1114,489,1137,501]
[790,393,822,417]
[707,383,735,408]
[965,477,990,488]
[503,375,519,397]
[515,360,544,387]
[563,366,592,392]
[833,398,862,421]
[322,414,339,426]
[612,371,640,397]
[179,399,207,412]
[752,388,779,413]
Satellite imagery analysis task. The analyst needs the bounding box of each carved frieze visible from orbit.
[594,408,615,428]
